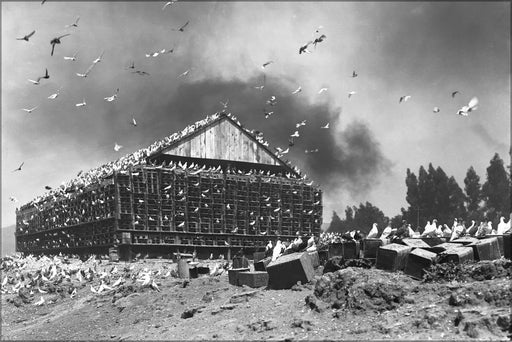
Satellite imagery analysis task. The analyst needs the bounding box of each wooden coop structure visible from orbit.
[15,113,323,259]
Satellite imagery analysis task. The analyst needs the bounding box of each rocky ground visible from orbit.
[1,256,511,341]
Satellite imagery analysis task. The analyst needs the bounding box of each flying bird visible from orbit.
[65,16,80,28]
[63,50,79,61]
[9,197,18,202]
[16,30,36,41]
[318,88,328,94]
[173,20,189,32]
[163,0,178,10]
[254,85,264,91]
[315,25,323,33]
[399,95,411,103]
[296,120,306,128]
[48,87,62,99]
[262,61,273,69]
[145,51,159,58]
[220,99,229,108]
[305,149,319,153]
[321,123,329,129]
[313,34,326,47]
[457,97,478,116]
[104,88,119,102]
[433,107,440,113]
[292,86,302,95]
[114,143,123,152]
[352,70,358,78]
[75,98,86,107]
[451,91,459,98]
[45,186,52,190]
[41,68,49,80]
[290,131,299,138]
[266,95,276,106]
[76,63,96,78]
[299,41,312,54]
[93,51,105,64]
[13,162,24,172]
[126,61,135,69]
[132,70,150,76]
[264,110,273,119]
[50,34,71,56]
[348,91,356,98]
[177,69,190,78]
[131,117,137,126]
[22,106,38,113]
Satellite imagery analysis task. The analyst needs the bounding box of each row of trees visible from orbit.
[328,153,511,235]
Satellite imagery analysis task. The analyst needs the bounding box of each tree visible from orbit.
[482,153,511,222]
[448,176,466,220]
[432,166,451,224]
[464,166,482,221]
[417,164,436,224]
[327,211,343,233]
[350,202,388,234]
[403,168,419,224]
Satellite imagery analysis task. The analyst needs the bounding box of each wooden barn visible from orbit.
[15,112,322,259]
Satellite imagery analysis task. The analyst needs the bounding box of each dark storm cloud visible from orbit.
[135,73,392,197]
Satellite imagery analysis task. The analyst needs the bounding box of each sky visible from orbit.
[1,1,510,229]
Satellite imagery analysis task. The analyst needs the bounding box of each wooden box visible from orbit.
[254,257,272,271]
[404,248,437,280]
[451,237,480,246]
[400,238,431,249]
[478,235,504,258]
[237,271,269,288]
[438,246,474,264]
[420,237,446,247]
[308,251,320,268]
[425,242,463,254]
[504,234,511,259]
[468,237,501,261]
[343,241,360,259]
[362,239,383,259]
[376,243,412,271]
[232,256,250,269]
[253,251,266,263]
[328,243,343,259]
[266,252,315,289]
[228,267,250,286]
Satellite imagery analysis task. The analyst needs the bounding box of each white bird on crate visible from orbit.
[420,221,435,237]
[367,223,379,239]
[272,240,283,261]
[497,216,509,235]
[379,226,392,240]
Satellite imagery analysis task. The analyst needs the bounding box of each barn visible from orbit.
[15,112,323,259]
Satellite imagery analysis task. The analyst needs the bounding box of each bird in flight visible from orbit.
[65,16,80,28]
[41,0,46,4]
[352,70,358,78]
[292,86,302,95]
[296,120,306,128]
[451,91,459,98]
[173,20,189,32]
[104,88,119,102]
[75,98,86,107]
[399,95,411,103]
[145,51,160,58]
[266,96,277,106]
[45,185,52,190]
[254,85,264,91]
[315,25,323,33]
[318,88,328,94]
[22,106,38,113]
[28,68,49,85]
[64,50,79,61]
[177,69,191,78]
[290,131,300,138]
[262,61,274,69]
[13,162,24,172]
[126,61,135,70]
[299,41,312,54]
[433,107,440,113]
[162,0,178,10]
[48,86,62,99]
[93,51,105,64]
[76,62,96,78]
[348,91,357,98]
[313,34,326,47]
[220,99,229,109]
[457,97,478,117]
[132,70,150,76]
[131,117,137,126]
[321,123,329,129]
[305,149,319,154]
[41,68,50,80]
[264,110,273,119]
[114,143,123,152]
[50,34,71,56]
[16,30,35,42]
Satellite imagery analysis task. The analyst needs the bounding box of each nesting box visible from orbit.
[253,251,266,263]
[307,250,320,268]
[451,237,480,246]
[425,242,463,254]
[328,243,343,259]
[478,235,504,258]
[438,246,474,264]
[400,238,430,249]
[254,257,272,271]
[504,234,511,259]
[468,237,501,261]
[232,256,250,269]
[404,248,438,280]
[237,271,269,288]
[228,267,250,286]
[421,237,446,247]
[362,239,383,259]
[343,241,360,259]
[376,243,412,271]
[266,252,315,289]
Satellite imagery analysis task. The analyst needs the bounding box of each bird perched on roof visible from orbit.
[399,95,411,103]
[50,34,71,56]
[367,223,379,239]
[17,30,36,41]
[457,97,478,116]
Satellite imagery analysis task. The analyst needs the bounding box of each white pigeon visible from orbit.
[22,106,38,113]
[93,51,105,64]
[178,69,190,78]
[162,0,177,10]
[321,123,329,129]
[421,220,436,237]
[399,95,411,103]
[28,79,40,85]
[367,223,379,239]
[34,296,45,306]
[290,131,300,138]
[48,87,62,99]
[318,88,328,94]
[114,143,123,152]
[272,240,283,261]
[104,88,119,102]
[433,107,440,113]
[380,226,392,240]
[75,98,86,107]
[497,216,509,235]
[63,50,79,61]
[457,97,478,116]
[348,91,356,98]
[292,86,302,95]
[296,120,306,128]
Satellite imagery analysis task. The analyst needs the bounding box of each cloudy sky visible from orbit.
[2,1,510,228]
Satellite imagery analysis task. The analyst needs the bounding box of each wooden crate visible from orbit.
[438,246,474,264]
[404,248,437,280]
[362,239,383,259]
[420,237,446,247]
[228,267,250,286]
[451,237,480,246]
[376,243,412,271]
[266,252,314,289]
[400,238,430,249]
[237,271,269,288]
[307,250,320,268]
[468,237,501,261]
[425,242,463,254]
[254,257,272,271]
[478,235,505,258]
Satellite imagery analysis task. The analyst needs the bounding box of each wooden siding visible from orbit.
[162,119,280,165]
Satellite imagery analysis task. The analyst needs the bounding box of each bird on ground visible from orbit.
[367,223,379,238]
[299,41,312,54]
[457,97,478,116]
[17,30,36,41]
[75,98,86,107]
[292,86,302,95]
[50,34,71,56]
[318,88,328,94]
[173,20,189,32]
[433,107,440,113]
[132,70,150,76]
[104,88,119,102]
[48,87,62,99]
[13,162,24,172]
[177,69,190,78]
[92,51,105,64]
[399,95,411,103]
[348,91,356,98]
[313,34,326,47]
[64,50,79,61]
[163,0,178,10]
[22,106,38,113]
[65,16,80,28]
[131,117,137,126]
[451,91,459,98]
[321,123,329,129]
[290,131,299,138]
[296,120,306,128]
[352,70,358,78]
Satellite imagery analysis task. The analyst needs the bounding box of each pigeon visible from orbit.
[50,34,71,56]
[264,110,273,119]
[292,86,302,95]
[41,68,50,80]
[296,120,306,128]
[177,69,190,78]
[162,0,178,10]
[266,96,277,106]
[13,162,24,172]
[288,137,294,147]
[173,20,189,32]
[22,106,38,113]
[132,70,150,76]
[76,62,96,78]
[220,99,229,109]
[114,143,122,152]
[321,123,329,129]
[63,50,79,61]
[497,216,509,235]
[145,51,159,58]
[367,223,379,238]
[75,98,86,107]
[104,88,119,102]
[65,16,80,28]
[290,131,299,138]
[92,51,105,64]
[262,61,273,69]
[313,34,326,47]
[48,87,62,99]
[352,70,358,78]
[451,91,459,98]
[305,149,319,153]
[28,78,41,85]
[318,88,328,94]
[17,30,36,41]
[45,185,52,190]
[299,41,312,54]
[433,107,440,113]
[457,97,478,116]
[399,95,411,103]
[131,117,137,126]
[348,91,356,98]
[126,61,135,70]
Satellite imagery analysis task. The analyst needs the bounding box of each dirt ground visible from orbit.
[1,256,510,341]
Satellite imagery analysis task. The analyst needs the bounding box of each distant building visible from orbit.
[16,112,322,259]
